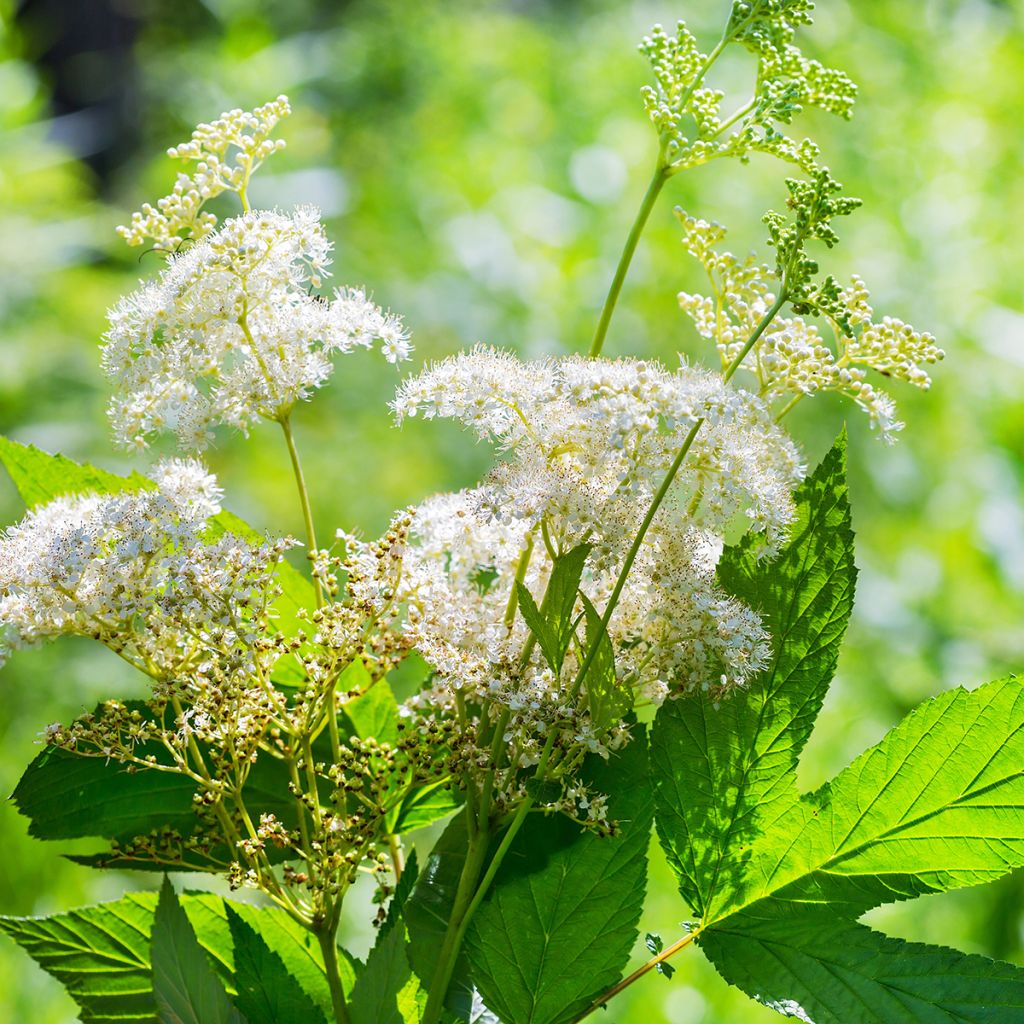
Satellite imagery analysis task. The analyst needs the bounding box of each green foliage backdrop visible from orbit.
[0,0,1021,1019]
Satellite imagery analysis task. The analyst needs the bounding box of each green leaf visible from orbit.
[515,582,556,670]
[225,906,327,1024]
[702,906,1024,1024]
[660,627,1024,1015]
[340,666,399,745]
[579,592,632,730]
[12,706,302,870]
[0,437,315,680]
[151,880,245,1024]
[390,778,461,835]
[350,851,422,1024]
[0,435,151,505]
[0,892,158,1023]
[466,728,653,1024]
[710,675,1024,923]
[654,433,856,917]
[0,890,336,1024]
[516,543,591,676]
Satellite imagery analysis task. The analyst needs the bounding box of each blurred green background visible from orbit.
[1,0,1023,1019]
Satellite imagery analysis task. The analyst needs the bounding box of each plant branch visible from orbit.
[316,924,352,1024]
[589,163,668,358]
[280,413,324,608]
[569,929,702,1022]
[421,827,492,1024]
[570,416,703,701]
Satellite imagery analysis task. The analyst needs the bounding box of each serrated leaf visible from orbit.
[0,891,337,1024]
[710,675,1024,923]
[465,728,653,1024]
[0,892,158,1023]
[579,592,632,730]
[702,905,1024,1024]
[350,852,421,1024]
[225,906,327,1024]
[151,880,245,1024]
[654,433,855,917]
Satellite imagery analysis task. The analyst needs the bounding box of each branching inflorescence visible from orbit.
[0,4,955,1024]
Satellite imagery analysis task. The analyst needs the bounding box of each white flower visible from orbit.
[394,347,803,556]
[103,209,411,450]
[0,460,293,671]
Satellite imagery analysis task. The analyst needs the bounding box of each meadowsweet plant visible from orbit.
[2,4,1022,1024]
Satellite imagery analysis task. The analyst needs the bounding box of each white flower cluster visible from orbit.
[389,351,803,826]
[0,461,292,674]
[389,350,801,766]
[677,214,943,439]
[398,490,770,716]
[104,208,411,449]
[117,96,291,251]
[394,347,803,557]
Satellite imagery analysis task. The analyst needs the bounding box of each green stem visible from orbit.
[722,288,788,383]
[589,163,668,358]
[421,828,492,1024]
[280,414,324,609]
[503,532,535,629]
[570,417,704,701]
[569,928,702,1022]
[460,795,534,936]
[774,391,804,422]
[316,925,352,1024]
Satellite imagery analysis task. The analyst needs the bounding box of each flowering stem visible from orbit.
[569,928,702,1022]
[723,287,788,383]
[589,163,668,358]
[280,414,324,608]
[421,826,492,1024]
[774,391,804,421]
[316,924,352,1024]
[571,416,704,700]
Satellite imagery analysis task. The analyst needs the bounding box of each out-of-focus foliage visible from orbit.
[0,0,1021,1020]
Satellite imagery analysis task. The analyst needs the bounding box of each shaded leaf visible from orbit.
[466,729,653,1024]
[12,705,301,871]
[225,906,327,1024]
[151,879,244,1024]
[654,433,855,917]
